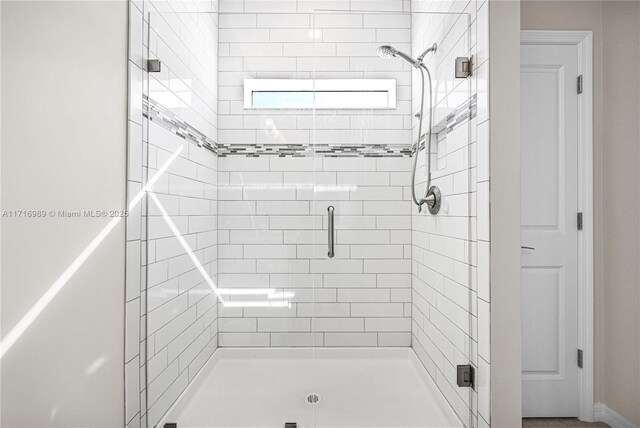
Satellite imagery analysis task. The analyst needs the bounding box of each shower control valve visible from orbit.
[419,186,442,215]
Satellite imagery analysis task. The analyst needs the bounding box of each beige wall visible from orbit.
[1,1,128,426]
[521,1,640,425]
[489,0,523,426]
[600,2,640,425]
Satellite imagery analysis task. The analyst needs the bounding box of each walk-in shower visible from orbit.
[377,43,441,215]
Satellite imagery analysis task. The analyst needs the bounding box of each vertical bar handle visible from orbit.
[327,206,335,258]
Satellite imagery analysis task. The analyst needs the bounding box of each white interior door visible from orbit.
[520,43,580,417]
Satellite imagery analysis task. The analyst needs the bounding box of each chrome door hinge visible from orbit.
[455,56,473,78]
[577,75,583,94]
[456,365,474,388]
[147,59,162,73]
[578,349,584,368]
[577,212,583,230]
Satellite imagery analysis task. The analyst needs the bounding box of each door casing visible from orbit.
[520,30,594,422]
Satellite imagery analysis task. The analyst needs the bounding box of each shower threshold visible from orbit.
[159,347,464,428]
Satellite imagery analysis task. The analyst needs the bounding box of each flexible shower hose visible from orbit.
[411,64,434,213]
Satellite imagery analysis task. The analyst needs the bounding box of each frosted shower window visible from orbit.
[243,79,396,109]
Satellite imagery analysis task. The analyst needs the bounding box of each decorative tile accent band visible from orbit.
[144,95,218,154]
[445,92,477,134]
[416,93,477,153]
[217,142,412,158]
[144,94,476,158]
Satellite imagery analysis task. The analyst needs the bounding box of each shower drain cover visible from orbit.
[305,393,320,405]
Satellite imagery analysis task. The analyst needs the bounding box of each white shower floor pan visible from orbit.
[162,347,464,428]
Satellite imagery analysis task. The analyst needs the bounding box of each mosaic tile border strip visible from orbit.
[415,93,477,154]
[144,93,476,158]
[218,142,412,158]
[447,92,477,133]
[220,93,477,157]
[144,95,218,154]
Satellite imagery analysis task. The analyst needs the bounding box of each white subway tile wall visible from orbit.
[216,0,415,349]
[411,1,489,427]
[217,1,413,147]
[217,156,413,347]
[125,1,219,427]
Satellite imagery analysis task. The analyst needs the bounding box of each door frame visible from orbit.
[520,30,594,422]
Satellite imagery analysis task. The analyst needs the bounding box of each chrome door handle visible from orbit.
[521,246,535,250]
[327,206,335,258]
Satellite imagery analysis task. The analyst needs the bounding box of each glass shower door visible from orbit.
[309,9,417,426]
[310,8,476,428]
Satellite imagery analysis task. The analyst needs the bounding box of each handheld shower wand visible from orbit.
[377,43,441,215]
[376,45,421,68]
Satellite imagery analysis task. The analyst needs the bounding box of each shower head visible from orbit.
[376,45,397,58]
[377,45,420,68]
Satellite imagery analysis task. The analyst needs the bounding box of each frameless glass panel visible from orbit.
[141,9,317,428]
[311,8,476,428]
[142,11,224,427]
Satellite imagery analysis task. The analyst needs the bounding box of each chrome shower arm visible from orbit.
[417,43,438,64]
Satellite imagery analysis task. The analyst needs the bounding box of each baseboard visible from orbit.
[594,403,639,428]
